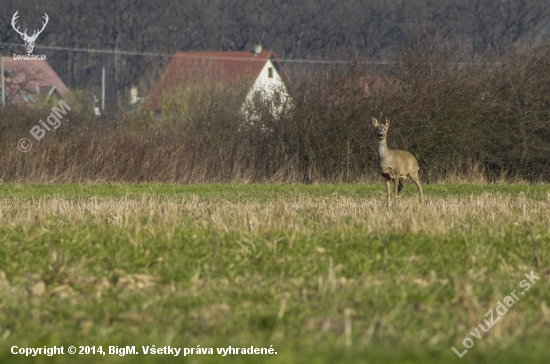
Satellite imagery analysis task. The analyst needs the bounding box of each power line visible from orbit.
[0,42,390,64]
[2,42,498,67]
[1,42,172,57]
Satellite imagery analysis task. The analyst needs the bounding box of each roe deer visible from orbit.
[372,117,423,207]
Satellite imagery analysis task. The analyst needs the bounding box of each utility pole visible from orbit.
[1,55,4,107]
[101,66,105,113]
[0,45,7,107]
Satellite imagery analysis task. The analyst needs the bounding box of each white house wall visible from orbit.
[244,58,289,116]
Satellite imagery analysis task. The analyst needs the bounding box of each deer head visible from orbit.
[11,11,49,54]
[372,117,390,140]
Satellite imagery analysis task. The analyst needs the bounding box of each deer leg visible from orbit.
[385,179,391,208]
[393,176,399,208]
[410,172,424,204]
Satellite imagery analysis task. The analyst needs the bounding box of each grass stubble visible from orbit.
[0,184,548,363]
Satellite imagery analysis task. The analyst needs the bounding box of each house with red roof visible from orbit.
[2,57,69,106]
[143,45,290,115]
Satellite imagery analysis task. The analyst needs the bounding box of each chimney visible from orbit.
[254,42,262,56]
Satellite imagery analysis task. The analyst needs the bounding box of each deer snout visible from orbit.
[377,133,384,138]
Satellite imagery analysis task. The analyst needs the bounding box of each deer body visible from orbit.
[372,118,423,207]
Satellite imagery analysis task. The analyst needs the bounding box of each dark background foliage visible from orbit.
[1,0,549,106]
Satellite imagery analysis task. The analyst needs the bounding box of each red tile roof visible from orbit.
[144,50,289,110]
[3,57,68,105]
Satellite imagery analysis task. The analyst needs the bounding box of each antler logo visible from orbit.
[11,11,49,54]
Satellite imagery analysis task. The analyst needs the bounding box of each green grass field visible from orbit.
[0,183,549,363]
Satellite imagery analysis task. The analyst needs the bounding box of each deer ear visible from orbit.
[372,117,379,126]
[385,118,391,127]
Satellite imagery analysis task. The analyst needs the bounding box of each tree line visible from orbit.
[0,0,548,106]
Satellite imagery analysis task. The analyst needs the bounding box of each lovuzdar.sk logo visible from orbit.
[11,10,48,60]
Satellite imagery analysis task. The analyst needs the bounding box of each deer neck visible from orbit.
[377,138,389,160]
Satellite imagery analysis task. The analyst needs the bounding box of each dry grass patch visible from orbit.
[0,192,548,236]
